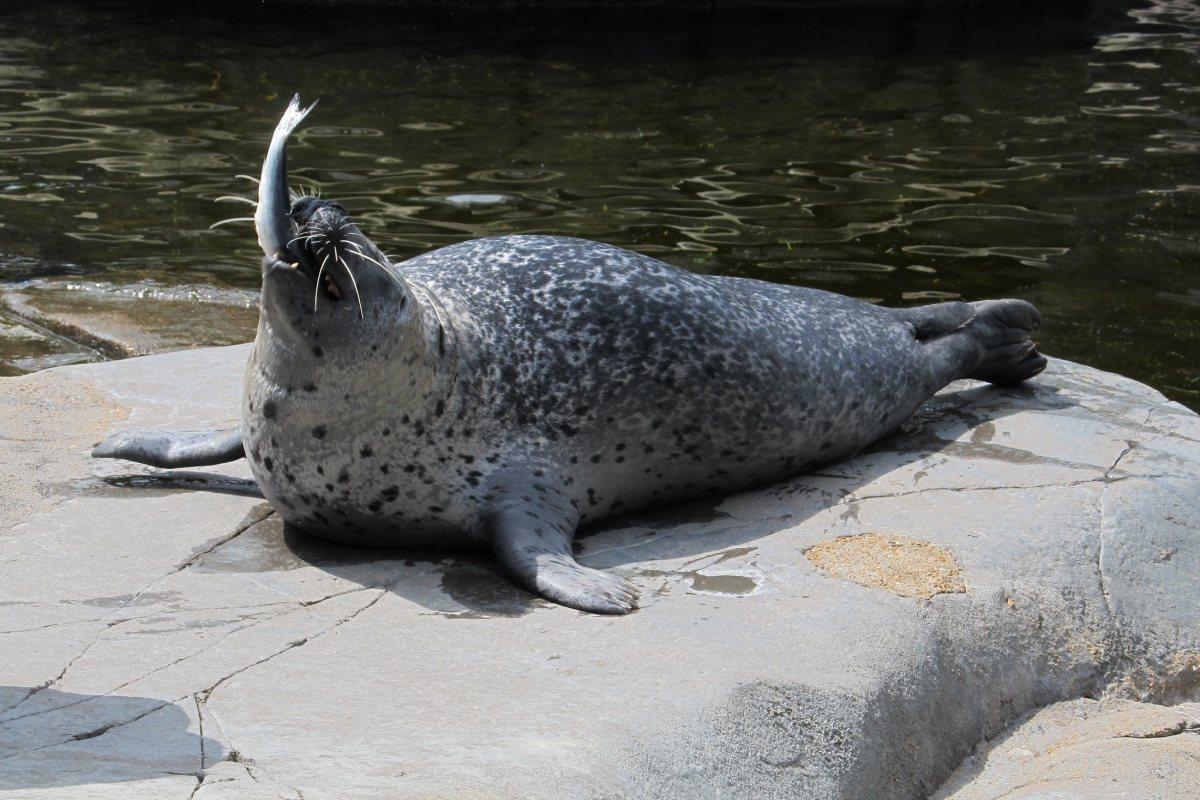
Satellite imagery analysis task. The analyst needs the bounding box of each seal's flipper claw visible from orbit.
[93,426,245,468]
[487,499,638,615]
[533,558,639,615]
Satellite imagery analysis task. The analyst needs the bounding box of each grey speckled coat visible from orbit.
[94,98,1045,613]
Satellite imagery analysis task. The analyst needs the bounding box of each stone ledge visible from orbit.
[0,346,1197,799]
[0,282,257,363]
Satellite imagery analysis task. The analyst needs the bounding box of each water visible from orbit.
[0,1,1196,406]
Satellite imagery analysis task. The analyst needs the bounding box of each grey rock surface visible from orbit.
[0,345,1197,799]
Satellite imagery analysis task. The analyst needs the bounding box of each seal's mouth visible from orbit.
[287,198,357,308]
[255,95,398,319]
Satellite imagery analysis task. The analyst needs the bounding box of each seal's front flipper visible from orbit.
[92,426,245,468]
[486,502,638,615]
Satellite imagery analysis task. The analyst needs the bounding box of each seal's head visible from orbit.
[253,95,410,347]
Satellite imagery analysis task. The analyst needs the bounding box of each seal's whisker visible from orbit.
[214,195,257,206]
[345,242,404,286]
[289,184,323,205]
[338,250,366,319]
[235,174,259,183]
[313,255,330,312]
[209,217,255,229]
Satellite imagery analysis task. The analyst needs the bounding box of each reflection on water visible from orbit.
[0,1,1196,405]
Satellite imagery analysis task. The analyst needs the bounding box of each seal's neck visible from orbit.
[252,271,451,417]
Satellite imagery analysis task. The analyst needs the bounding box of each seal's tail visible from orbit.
[964,299,1046,385]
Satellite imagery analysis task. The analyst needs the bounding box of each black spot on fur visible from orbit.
[262,400,277,419]
[312,425,326,439]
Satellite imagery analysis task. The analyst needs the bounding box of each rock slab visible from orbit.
[0,281,257,369]
[0,346,1198,799]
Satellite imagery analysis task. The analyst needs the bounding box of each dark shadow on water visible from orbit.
[0,686,223,790]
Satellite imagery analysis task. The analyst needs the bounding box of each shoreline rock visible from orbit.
[0,281,257,363]
[0,346,1197,799]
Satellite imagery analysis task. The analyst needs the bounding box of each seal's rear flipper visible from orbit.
[964,299,1047,386]
[895,301,975,340]
[486,499,638,614]
[917,298,1046,388]
[92,426,244,468]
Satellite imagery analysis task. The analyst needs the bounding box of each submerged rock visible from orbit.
[0,347,1197,799]
[0,280,258,361]
[0,307,101,376]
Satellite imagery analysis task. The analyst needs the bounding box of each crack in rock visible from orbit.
[1093,438,1139,641]
[0,586,384,758]
[1116,720,1200,739]
[200,586,389,703]
[0,699,171,762]
[0,609,288,725]
[177,506,276,572]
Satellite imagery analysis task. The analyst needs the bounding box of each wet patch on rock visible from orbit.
[636,546,761,598]
[804,533,966,599]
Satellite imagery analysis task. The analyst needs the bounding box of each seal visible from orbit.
[94,96,1046,613]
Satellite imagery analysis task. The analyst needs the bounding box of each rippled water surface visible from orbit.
[0,1,1197,405]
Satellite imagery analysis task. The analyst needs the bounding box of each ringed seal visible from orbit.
[95,96,1046,614]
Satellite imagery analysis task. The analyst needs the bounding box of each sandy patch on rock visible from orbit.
[804,533,966,599]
